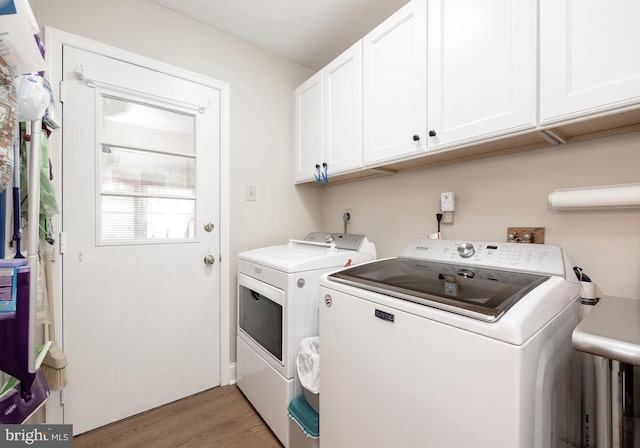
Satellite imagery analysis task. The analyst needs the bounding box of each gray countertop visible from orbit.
[573,296,640,366]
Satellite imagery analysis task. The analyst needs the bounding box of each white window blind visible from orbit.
[98,95,197,243]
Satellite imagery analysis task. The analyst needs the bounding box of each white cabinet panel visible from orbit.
[363,0,427,166]
[295,42,363,184]
[323,41,363,176]
[294,73,323,183]
[540,0,640,124]
[427,0,537,150]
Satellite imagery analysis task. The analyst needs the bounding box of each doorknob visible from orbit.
[204,254,216,265]
[204,222,215,232]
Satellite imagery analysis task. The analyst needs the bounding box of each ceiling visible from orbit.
[149,0,410,71]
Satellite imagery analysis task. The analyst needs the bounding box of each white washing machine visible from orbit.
[319,238,582,448]
[236,233,376,447]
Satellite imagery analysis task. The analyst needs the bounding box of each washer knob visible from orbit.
[457,242,475,258]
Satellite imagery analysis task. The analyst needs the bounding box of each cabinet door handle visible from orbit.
[428,130,437,137]
[412,134,420,141]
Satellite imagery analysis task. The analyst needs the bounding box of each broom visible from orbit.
[41,243,67,390]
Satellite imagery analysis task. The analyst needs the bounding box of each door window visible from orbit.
[97,94,197,243]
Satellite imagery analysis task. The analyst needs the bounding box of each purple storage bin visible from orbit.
[0,263,37,394]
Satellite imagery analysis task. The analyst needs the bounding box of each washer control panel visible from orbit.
[399,239,566,277]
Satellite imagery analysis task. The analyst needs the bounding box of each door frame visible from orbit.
[44,27,231,424]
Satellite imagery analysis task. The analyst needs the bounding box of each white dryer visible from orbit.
[319,238,582,448]
[236,233,376,447]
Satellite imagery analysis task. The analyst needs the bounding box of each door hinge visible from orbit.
[59,80,65,103]
[59,232,66,254]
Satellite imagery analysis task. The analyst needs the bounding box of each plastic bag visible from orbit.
[19,124,59,240]
[296,336,320,394]
[14,73,48,121]
[0,55,17,193]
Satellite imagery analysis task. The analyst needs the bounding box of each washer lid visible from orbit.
[328,258,549,322]
[238,243,373,273]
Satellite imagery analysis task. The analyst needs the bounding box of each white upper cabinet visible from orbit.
[427,0,537,150]
[323,42,363,178]
[363,0,427,166]
[295,0,640,184]
[540,0,640,125]
[294,42,363,183]
[294,73,323,183]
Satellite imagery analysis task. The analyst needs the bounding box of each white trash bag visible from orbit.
[15,73,49,121]
[296,336,320,394]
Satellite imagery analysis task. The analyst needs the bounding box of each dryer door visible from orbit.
[238,273,286,363]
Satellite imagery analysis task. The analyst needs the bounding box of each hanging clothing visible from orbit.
[0,55,17,193]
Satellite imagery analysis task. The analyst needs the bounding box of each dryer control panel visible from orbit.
[304,232,368,251]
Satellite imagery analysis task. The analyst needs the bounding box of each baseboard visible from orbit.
[228,362,237,385]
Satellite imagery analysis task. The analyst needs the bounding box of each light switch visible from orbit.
[246,185,256,201]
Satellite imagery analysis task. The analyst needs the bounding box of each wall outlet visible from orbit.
[441,211,454,224]
[441,192,455,211]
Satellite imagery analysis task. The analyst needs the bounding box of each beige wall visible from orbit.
[316,131,640,299]
[30,0,320,361]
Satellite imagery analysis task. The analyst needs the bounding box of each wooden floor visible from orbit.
[73,385,283,448]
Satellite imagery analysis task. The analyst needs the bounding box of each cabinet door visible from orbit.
[363,0,427,166]
[323,41,363,176]
[427,0,536,150]
[294,72,323,183]
[540,0,640,124]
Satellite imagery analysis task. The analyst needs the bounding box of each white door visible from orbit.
[323,41,363,176]
[61,45,221,434]
[363,0,427,166]
[540,0,640,124]
[427,0,537,150]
